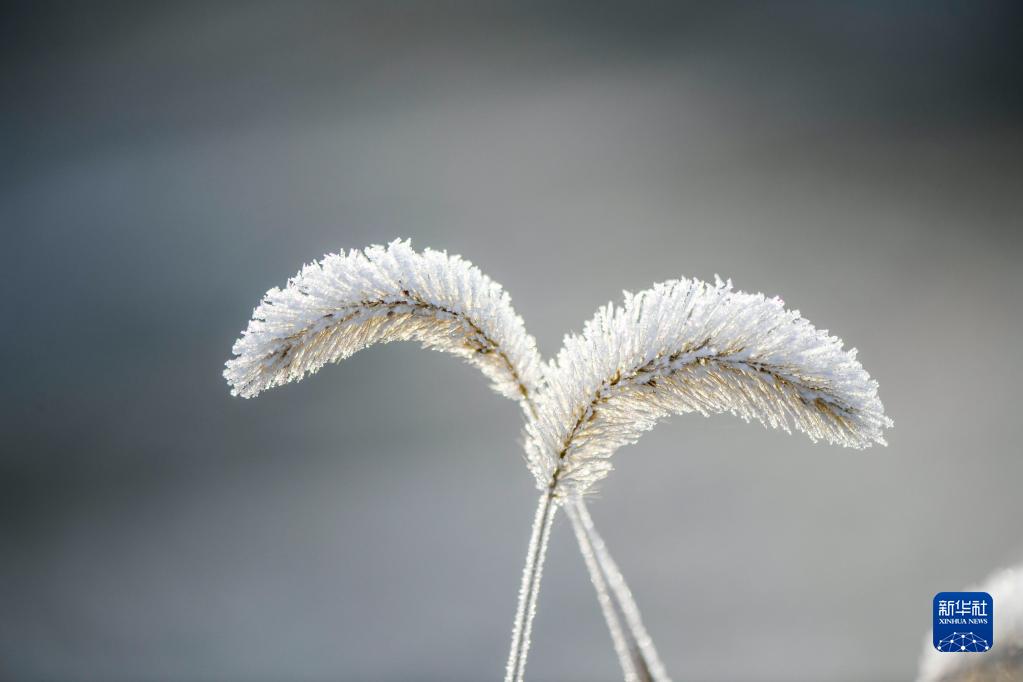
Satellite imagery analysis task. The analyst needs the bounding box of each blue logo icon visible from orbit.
[933,591,993,652]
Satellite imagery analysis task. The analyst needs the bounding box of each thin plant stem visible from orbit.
[564,499,640,682]
[575,497,670,682]
[507,495,669,682]
[505,491,557,682]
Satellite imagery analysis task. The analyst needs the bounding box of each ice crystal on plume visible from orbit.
[526,276,891,498]
[225,239,542,405]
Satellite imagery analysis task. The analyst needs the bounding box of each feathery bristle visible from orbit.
[526,276,892,497]
[224,238,543,407]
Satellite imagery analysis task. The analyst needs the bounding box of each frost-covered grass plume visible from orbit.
[506,275,892,681]
[225,239,666,681]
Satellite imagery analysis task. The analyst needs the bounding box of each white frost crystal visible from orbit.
[526,276,892,497]
[225,239,543,408]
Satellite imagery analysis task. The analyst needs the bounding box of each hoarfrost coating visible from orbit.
[224,238,543,411]
[525,277,892,497]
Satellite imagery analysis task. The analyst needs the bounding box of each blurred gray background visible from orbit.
[2,2,1022,680]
